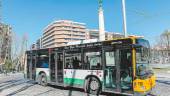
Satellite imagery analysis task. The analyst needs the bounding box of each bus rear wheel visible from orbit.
[39,73,47,86]
[86,77,101,95]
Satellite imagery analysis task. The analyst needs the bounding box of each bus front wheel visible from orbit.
[39,73,47,86]
[85,77,101,95]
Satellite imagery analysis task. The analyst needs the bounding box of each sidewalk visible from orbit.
[151,64,170,69]
[0,72,24,79]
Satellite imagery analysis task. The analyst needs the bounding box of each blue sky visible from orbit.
[2,0,170,46]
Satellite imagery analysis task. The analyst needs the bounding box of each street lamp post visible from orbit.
[122,0,128,37]
[98,0,105,41]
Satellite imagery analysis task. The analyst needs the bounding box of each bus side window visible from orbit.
[72,57,81,69]
[105,51,115,67]
[65,57,73,69]
[37,55,49,68]
[85,52,102,70]
[65,52,82,69]
[83,56,90,69]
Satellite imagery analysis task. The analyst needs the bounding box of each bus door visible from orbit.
[55,52,64,83]
[119,48,133,91]
[49,52,55,82]
[103,49,117,91]
[29,53,36,80]
[103,48,132,92]
[26,54,31,79]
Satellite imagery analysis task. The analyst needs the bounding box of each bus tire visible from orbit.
[37,74,41,85]
[39,73,47,86]
[86,77,101,95]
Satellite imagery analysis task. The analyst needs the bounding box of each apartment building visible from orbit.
[87,29,99,39]
[151,46,170,64]
[87,29,123,40]
[42,20,87,48]
[36,38,42,49]
[105,32,123,40]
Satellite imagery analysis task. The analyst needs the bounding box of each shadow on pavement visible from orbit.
[34,89,53,96]
[49,85,124,96]
[6,84,35,96]
[0,79,24,88]
[156,80,170,85]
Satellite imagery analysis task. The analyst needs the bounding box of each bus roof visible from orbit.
[26,36,144,53]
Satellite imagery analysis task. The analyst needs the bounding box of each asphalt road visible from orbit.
[0,69,170,96]
[0,73,106,96]
[150,68,170,96]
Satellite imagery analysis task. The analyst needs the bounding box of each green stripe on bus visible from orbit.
[64,78,84,86]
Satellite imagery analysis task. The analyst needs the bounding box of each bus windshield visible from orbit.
[136,39,153,79]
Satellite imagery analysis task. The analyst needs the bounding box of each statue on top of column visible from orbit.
[98,0,103,8]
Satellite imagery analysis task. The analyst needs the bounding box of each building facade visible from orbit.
[105,32,123,40]
[151,46,170,64]
[40,20,124,48]
[87,29,99,39]
[42,20,87,48]
[87,29,123,40]
[36,38,42,49]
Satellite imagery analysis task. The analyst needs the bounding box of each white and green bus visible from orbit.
[25,37,156,95]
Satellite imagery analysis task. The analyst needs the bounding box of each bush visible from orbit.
[4,59,13,72]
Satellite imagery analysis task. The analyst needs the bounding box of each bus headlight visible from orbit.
[138,82,143,86]
[140,86,145,90]
[138,82,145,90]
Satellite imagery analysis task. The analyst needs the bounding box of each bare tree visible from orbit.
[0,24,12,72]
[11,32,20,71]
[154,30,170,64]
[18,33,28,71]
[0,25,4,71]
[160,30,170,51]
[11,32,28,71]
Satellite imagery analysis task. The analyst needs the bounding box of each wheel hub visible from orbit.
[90,80,99,90]
[41,76,46,83]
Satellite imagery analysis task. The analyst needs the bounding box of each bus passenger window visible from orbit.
[82,56,90,69]
[85,52,102,70]
[73,57,80,69]
[65,57,73,69]
[65,52,82,69]
[105,52,115,66]
[97,63,101,69]
[37,55,49,68]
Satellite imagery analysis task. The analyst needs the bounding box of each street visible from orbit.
[0,69,170,96]
[0,0,170,96]
[150,68,170,96]
[0,73,105,96]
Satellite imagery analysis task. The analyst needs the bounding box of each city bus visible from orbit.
[25,36,156,95]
